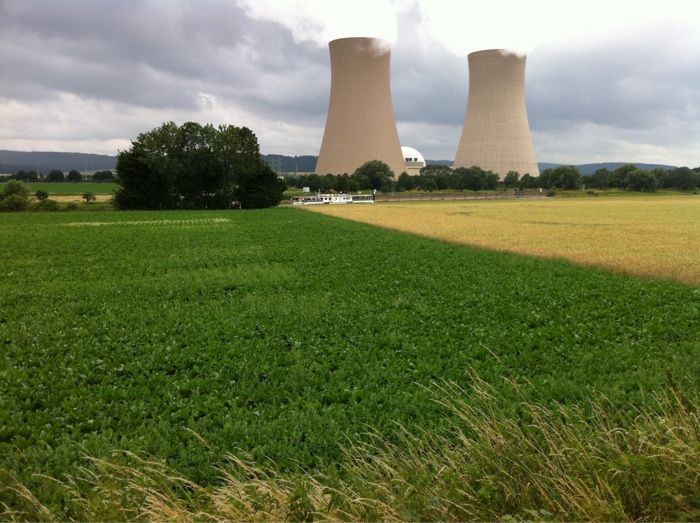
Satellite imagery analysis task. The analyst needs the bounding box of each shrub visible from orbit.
[0,194,30,212]
[82,192,97,203]
[35,199,60,212]
[2,179,30,198]
[0,180,31,211]
[35,190,49,202]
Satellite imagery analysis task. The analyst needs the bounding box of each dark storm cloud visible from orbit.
[0,0,329,120]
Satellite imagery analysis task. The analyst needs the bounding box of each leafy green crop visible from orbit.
[0,209,698,514]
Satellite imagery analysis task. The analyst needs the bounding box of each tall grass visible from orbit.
[3,375,697,522]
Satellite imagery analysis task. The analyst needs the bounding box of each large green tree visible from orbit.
[47,169,64,182]
[352,160,395,192]
[115,122,285,210]
[624,169,658,192]
[503,171,520,188]
[587,168,610,189]
[92,170,115,182]
[14,170,39,182]
[67,169,82,182]
[539,166,582,190]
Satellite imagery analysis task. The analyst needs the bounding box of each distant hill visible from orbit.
[0,150,681,176]
[261,154,317,173]
[0,150,117,174]
[262,156,455,173]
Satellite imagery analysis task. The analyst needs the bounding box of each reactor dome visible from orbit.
[401,146,425,167]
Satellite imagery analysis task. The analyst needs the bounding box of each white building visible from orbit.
[401,146,426,176]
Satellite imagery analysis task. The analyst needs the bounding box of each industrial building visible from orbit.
[315,37,405,177]
[401,146,426,176]
[454,49,539,178]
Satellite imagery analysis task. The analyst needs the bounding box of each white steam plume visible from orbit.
[419,0,700,55]
[238,0,700,56]
[237,0,398,46]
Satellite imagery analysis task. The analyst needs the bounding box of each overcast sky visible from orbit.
[1,0,699,165]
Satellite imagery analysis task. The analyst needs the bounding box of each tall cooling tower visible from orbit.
[454,49,539,178]
[316,37,405,177]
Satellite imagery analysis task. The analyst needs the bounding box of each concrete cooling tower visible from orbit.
[454,49,539,178]
[316,37,405,177]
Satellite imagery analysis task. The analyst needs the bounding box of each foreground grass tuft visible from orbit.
[3,376,697,522]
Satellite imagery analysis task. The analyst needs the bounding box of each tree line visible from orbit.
[286,164,501,193]
[576,165,700,191]
[287,163,700,193]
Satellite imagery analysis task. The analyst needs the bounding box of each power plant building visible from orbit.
[454,49,539,178]
[401,146,425,176]
[316,37,405,177]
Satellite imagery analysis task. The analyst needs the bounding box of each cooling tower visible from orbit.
[454,49,539,178]
[316,37,405,177]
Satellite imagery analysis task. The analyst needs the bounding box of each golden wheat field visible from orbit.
[305,196,700,285]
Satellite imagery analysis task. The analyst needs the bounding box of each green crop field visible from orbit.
[1,208,698,518]
[0,181,119,195]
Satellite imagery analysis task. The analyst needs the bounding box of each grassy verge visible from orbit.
[553,188,697,198]
[2,375,697,521]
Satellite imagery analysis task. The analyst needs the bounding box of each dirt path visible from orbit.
[45,194,113,203]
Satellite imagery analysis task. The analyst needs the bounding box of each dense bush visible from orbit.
[34,199,60,212]
[0,180,30,212]
[0,194,30,212]
[35,190,49,201]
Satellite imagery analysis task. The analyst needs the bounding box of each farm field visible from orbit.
[0,181,119,195]
[307,196,700,285]
[1,208,698,518]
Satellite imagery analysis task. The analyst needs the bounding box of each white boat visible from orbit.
[293,193,374,205]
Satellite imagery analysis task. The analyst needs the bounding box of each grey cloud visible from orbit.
[391,5,467,127]
[526,27,700,133]
[1,0,329,120]
[1,0,698,165]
